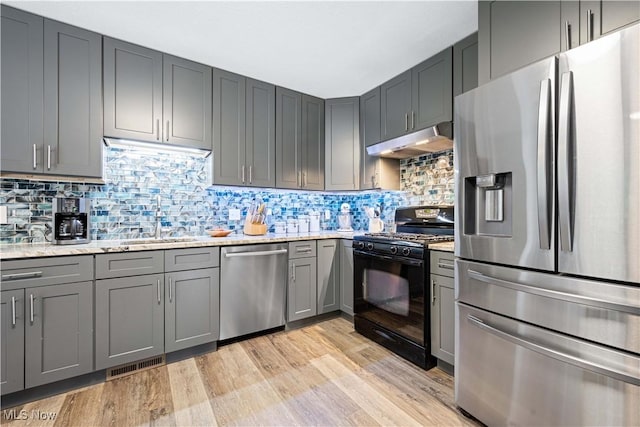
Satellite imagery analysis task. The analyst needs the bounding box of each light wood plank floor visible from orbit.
[1,317,479,426]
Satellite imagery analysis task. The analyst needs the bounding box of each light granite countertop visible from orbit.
[0,231,364,261]
[428,241,455,253]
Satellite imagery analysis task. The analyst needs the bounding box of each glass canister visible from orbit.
[286,218,298,234]
[274,221,286,234]
[298,215,310,233]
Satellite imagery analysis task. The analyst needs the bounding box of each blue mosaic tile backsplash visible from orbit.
[400,149,454,206]
[0,145,408,244]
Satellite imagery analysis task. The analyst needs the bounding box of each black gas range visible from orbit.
[353,206,454,369]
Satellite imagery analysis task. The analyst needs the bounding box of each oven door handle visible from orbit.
[354,250,423,267]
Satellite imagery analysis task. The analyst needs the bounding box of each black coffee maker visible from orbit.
[53,197,90,245]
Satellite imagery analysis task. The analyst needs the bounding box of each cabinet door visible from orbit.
[95,274,164,369]
[44,20,102,178]
[360,87,381,190]
[339,240,354,316]
[275,87,302,189]
[411,48,453,130]
[213,69,246,185]
[165,268,219,353]
[1,289,24,395]
[163,55,212,149]
[325,97,359,191]
[317,240,340,314]
[380,70,411,140]
[430,274,455,365]
[0,6,44,174]
[103,37,163,142]
[479,1,561,83]
[453,32,479,96]
[561,1,580,51]
[287,258,317,322]
[25,282,93,388]
[581,0,640,44]
[301,94,325,190]
[246,78,276,187]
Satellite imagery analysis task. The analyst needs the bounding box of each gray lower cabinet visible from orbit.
[325,98,360,191]
[95,274,165,370]
[1,289,25,395]
[25,282,93,388]
[430,251,455,365]
[317,240,340,314]
[43,19,102,178]
[453,32,479,97]
[287,258,317,322]
[0,6,43,175]
[339,240,354,316]
[276,88,325,190]
[213,70,275,187]
[165,268,219,352]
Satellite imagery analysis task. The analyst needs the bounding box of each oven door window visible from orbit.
[354,252,425,345]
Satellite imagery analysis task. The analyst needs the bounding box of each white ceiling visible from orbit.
[6,1,478,99]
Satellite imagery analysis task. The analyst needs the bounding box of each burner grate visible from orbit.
[363,232,453,244]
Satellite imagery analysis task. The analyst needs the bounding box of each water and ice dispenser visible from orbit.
[464,172,513,237]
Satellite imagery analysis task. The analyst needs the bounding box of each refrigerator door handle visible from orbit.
[558,71,574,252]
[537,78,552,250]
[466,314,640,386]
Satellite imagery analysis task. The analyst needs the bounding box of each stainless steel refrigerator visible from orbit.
[454,24,639,426]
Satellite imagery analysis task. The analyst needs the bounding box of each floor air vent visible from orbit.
[106,355,166,380]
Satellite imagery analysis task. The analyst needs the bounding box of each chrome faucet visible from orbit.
[154,195,162,239]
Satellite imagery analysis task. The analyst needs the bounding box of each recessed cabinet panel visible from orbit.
[380,70,412,140]
[453,32,479,96]
[339,240,354,316]
[276,87,302,189]
[301,95,325,190]
[288,258,317,322]
[412,48,453,130]
[1,289,25,395]
[317,240,340,314]
[325,97,359,191]
[246,79,276,187]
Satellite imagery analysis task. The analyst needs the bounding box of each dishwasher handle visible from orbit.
[224,249,288,258]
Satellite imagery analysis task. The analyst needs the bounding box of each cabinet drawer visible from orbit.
[1,256,93,290]
[165,247,219,272]
[430,251,454,277]
[96,251,164,279]
[289,241,317,259]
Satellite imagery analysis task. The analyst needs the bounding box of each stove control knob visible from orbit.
[402,247,411,256]
[366,242,374,251]
[355,241,365,250]
[390,246,398,255]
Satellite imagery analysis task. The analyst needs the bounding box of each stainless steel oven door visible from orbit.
[354,250,426,345]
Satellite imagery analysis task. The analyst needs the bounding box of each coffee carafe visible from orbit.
[53,197,90,245]
[337,203,353,232]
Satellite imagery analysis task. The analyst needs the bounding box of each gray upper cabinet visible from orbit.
[44,20,103,178]
[453,32,479,97]
[359,87,400,191]
[339,239,354,316]
[1,6,43,175]
[561,1,581,51]
[104,38,211,149]
[25,282,94,388]
[580,0,639,44]
[411,48,453,130]
[276,88,324,190]
[165,268,219,353]
[317,240,340,314]
[163,55,212,149]
[1,289,24,395]
[479,1,561,84]
[103,37,163,143]
[213,71,275,187]
[380,70,412,141]
[325,97,359,191]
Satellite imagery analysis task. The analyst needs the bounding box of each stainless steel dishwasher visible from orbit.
[219,243,288,340]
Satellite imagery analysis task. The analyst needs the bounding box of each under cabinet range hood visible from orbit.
[366,122,453,159]
[103,138,212,158]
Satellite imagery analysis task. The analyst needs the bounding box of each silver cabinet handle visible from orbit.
[224,249,288,258]
[29,294,34,324]
[564,21,571,50]
[303,172,307,187]
[2,271,43,280]
[47,145,51,170]
[298,171,302,187]
[587,9,593,42]
[169,277,173,302]
[437,262,454,270]
[432,279,437,305]
[241,165,245,183]
[467,314,640,386]
[292,263,296,281]
[33,144,37,169]
[558,72,574,252]
[157,279,161,303]
[537,78,552,250]
[411,111,415,129]
[166,121,170,141]
[249,165,253,184]
[156,119,160,140]
[404,113,409,131]
[296,247,313,253]
[11,296,16,326]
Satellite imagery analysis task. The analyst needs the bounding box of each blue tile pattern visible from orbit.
[1,145,411,244]
[400,149,454,206]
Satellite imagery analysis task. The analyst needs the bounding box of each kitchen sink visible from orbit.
[120,237,198,245]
